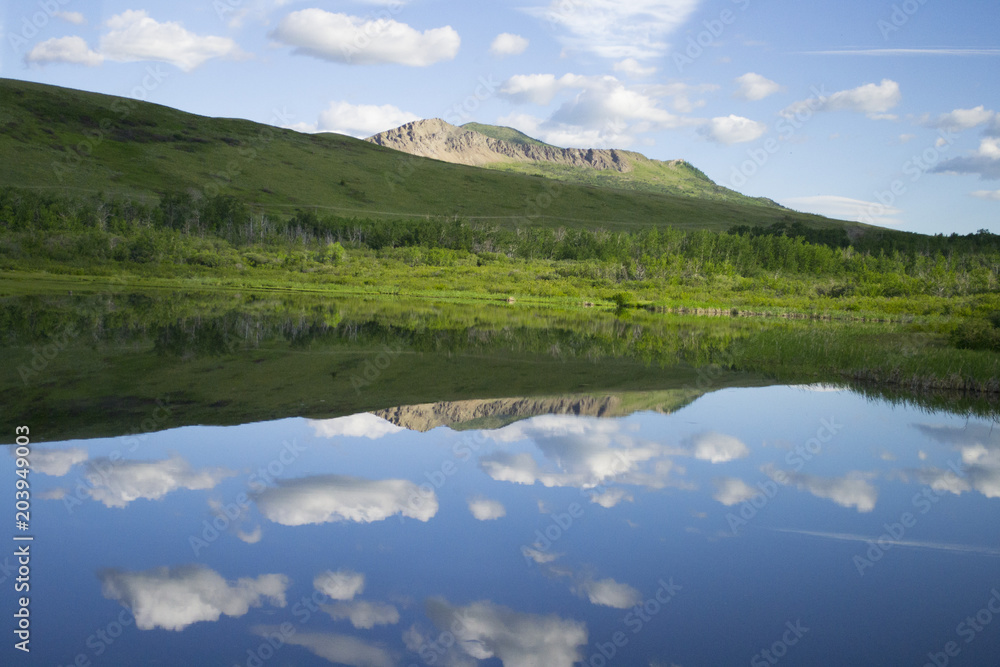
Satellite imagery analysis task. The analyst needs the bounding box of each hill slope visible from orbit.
[366,119,778,205]
[0,78,860,233]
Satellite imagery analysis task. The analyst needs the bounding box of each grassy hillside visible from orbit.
[0,78,862,233]
[461,122,555,148]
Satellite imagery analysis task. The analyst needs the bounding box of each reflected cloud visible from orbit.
[254,627,394,667]
[27,447,88,476]
[424,598,588,667]
[913,467,971,495]
[688,432,749,464]
[479,415,670,491]
[98,565,288,631]
[574,577,641,609]
[309,414,404,440]
[84,455,236,508]
[765,466,878,512]
[237,525,263,544]
[468,497,507,521]
[256,475,438,525]
[914,423,1000,498]
[589,487,633,508]
[323,600,400,629]
[315,570,365,601]
[712,477,758,506]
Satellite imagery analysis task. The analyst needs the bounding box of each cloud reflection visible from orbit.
[424,598,588,667]
[254,627,394,667]
[84,455,236,508]
[255,475,438,525]
[98,565,288,631]
[309,414,404,440]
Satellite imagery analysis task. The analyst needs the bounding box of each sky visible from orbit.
[1,0,999,235]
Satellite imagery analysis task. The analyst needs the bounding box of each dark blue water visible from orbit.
[4,385,999,666]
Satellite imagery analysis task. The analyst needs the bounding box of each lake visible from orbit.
[2,290,998,666]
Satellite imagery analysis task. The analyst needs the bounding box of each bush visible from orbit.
[950,317,1000,352]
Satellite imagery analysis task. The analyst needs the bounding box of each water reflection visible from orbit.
[10,385,1000,665]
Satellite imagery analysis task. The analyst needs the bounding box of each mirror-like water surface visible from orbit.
[7,385,1000,666]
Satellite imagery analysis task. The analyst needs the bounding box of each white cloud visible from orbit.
[766,467,878,512]
[613,58,656,78]
[468,497,507,520]
[55,11,86,25]
[425,598,588,667]
[27,447,87,476]
[588,487,633,508]
[734,73,781,101]
[479,415,665,490]
[491,33,529,57]
[83,455,235,508]
[309,413,405,439]
[318,101,419,138]
[99,10,242,71]
[913,467,971,495]
[782,195,903,226]
[933,137,1000,180]
[315,570,365,601]
[256,475,438,525]
[98,565,287,631]
[323,600,400,628]
[271,9,460,66]
[25,36,104,67]
[700,115,767,145]
[927,105,996,132]
[781,79,901,120]
[575,577,641,609]
[522,547,562,564]
[524,0,701,60]
[498,72,703,148]
[237,526,263,544]
[689,432,750,463]
[254,628,394,667]
[39,488,68,500]
[712,477,759,506]
[972,189,1000,201]
[914,423,1000,498]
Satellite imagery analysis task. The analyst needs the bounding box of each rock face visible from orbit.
[366,118,640,172]
[371,395,634,432]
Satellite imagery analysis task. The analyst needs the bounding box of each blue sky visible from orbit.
[2,0,999,234]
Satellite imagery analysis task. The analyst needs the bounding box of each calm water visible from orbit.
[4,384,1000,666]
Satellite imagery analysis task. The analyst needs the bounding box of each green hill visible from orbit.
[0,78,863,233]
[460,122,555,148]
